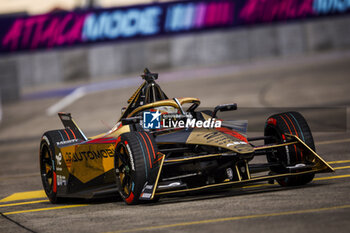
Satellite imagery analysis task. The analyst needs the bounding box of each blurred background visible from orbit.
[0,0,349,140]
[0,0,175,15]
[1,3,350,230]
[0,0,350,229]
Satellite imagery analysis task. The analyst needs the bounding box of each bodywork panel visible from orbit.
[156,128,254,153]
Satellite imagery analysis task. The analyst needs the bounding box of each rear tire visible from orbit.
[264,111,315,186]
[40,129,85,203]
[39,131,63,203]
[114,132,158,204]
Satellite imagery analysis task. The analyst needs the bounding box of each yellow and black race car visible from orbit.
[39,69,334,204]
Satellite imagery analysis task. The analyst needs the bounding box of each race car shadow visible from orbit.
[54,182,328,205]
[57,195,122,205]
[149,182,329,206]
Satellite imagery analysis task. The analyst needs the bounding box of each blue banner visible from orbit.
[1,0,350,54]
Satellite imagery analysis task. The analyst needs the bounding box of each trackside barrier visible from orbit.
[0,92,2,124]
[1,0,350,54]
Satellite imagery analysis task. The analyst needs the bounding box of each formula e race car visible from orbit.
[40,69,334,204]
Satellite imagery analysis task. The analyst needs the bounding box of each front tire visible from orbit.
[264,111,315,186]
[114,132,158,204]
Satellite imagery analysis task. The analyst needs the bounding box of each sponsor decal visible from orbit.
[203,131,243,146]
[64,149,114,163]
[314,0,350,14]
[56,152,62,171]
[57,175,67,186]
[56,139,79,146]
[227,142,247,147]
[2,13,86,52]
[2,0,350,54]
[82,6,162,41]
[56,152,62,166]
[140,193,152,199]
[125,143,135,171]
[64,154,72,169]
[226,167,234,180]
[164,1,234,32]
[42,136,50,145]
[239,0,314,23]
[140,182,154,199]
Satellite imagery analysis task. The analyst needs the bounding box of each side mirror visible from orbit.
[213,103,237,118]
[121,116,142,125]
[121,107,127,115]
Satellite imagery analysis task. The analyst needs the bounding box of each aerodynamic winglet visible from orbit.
[58,112,87,141]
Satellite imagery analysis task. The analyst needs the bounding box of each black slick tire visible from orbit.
[264,111,315,186]
[114,132,158,204]
[39,130,64,203]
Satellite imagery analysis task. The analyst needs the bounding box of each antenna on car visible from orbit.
[141,68,158,83]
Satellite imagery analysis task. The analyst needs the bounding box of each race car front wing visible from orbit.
[139,134,334,200]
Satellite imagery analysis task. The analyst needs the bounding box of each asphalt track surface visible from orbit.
[0,51,350,233]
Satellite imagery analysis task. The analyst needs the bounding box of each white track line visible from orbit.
[46,77,140,115]
[46,87,85,116]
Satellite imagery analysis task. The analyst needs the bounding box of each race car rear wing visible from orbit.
[58,112,87,141]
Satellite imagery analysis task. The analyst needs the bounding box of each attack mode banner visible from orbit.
[1,0,350,54]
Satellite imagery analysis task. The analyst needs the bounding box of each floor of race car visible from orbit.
[1,50,350,233]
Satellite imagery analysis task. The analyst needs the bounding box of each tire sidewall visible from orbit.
[114,139,139,204]
[265,112,314,168]
[40,132,59,203]
[264,112,315,186]
[114,132,157,204]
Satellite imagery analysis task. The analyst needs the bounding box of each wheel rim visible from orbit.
[40,145,54,191]
[265,126,282,163]
[116,144,133,196]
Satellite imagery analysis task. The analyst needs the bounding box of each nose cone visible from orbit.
[186,128,254,154]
